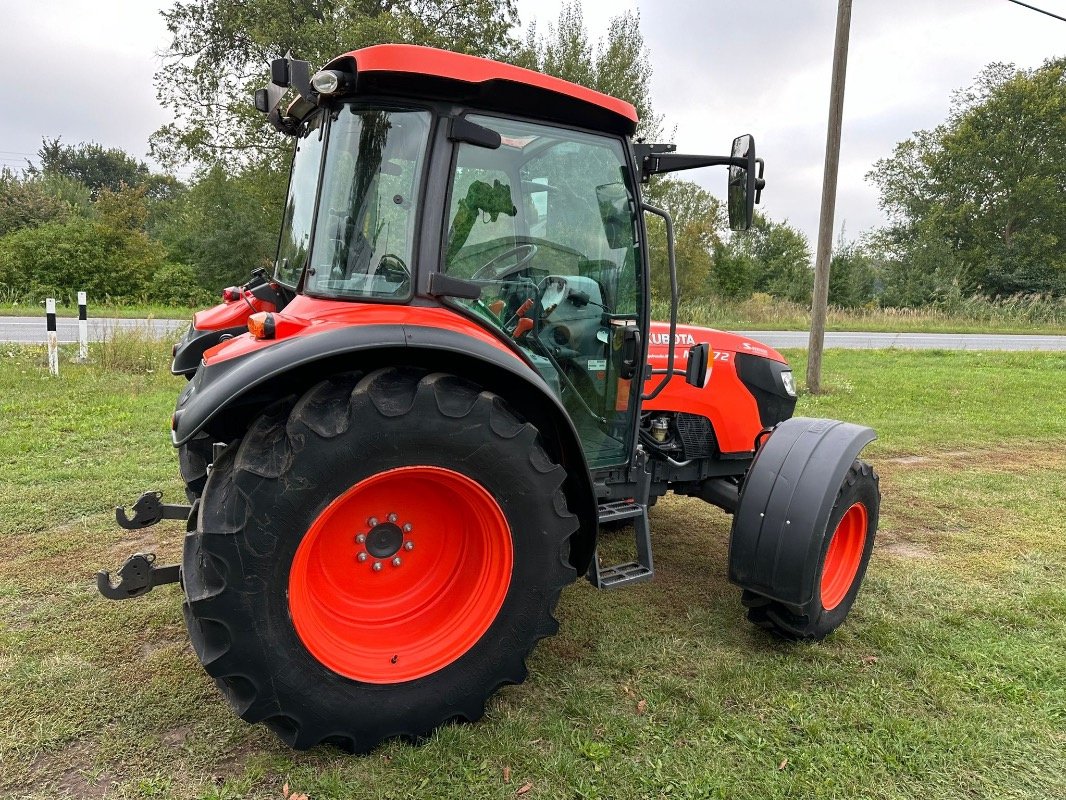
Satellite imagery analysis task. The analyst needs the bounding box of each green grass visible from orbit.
[1,344,1064,798]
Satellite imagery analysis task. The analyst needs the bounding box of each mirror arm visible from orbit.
[642,153,746,181]
[641,203,679,402]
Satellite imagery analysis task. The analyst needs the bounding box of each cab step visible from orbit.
[589,500,654,590]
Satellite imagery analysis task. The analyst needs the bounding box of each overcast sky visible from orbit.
[1,0,1063,242]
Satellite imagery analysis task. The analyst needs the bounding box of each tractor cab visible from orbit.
[273,97,645,469]
[224,45,764,474]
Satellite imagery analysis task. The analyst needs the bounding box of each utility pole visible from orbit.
[807,0,852,394]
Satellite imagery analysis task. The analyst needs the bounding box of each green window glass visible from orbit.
[444,115,643,468]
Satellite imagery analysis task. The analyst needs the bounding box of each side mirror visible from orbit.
[728,134,757,230]
[685,343,710,388]
[596,181,635,249]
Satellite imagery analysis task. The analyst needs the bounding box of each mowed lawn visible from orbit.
[1,343,1064,799]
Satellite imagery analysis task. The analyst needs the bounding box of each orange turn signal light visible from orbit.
[247,311,276,340]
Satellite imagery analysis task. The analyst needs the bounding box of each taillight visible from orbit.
[222,287,241,302]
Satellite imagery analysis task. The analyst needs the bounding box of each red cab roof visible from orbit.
[325,44,639,136]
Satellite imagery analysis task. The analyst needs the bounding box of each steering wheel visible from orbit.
[374,253,409,283]
[470,243,539,281]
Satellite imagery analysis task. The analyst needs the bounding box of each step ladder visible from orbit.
[588,499,654,589]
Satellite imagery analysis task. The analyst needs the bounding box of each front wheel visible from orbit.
[182,367,578,751]
[742,460,880,640]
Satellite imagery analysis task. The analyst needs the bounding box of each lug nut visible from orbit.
[372,561,383,572]
[367,516,378,527]
[356,533,366,543]
[387,513,398,523]
[402,523,413,533]
[357,552,368,562]
[404,541,414,551]
[392,557,402,567]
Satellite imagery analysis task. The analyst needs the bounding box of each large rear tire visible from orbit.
[743,460,879,640]
[177,433,213,502]
[181,367,577,752]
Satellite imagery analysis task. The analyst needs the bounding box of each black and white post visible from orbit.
[77,291,88,361]
[46,297,59,376]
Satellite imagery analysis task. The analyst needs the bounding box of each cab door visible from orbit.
[442,115,645,470]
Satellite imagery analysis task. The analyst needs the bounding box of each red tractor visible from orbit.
[100,45,880,753]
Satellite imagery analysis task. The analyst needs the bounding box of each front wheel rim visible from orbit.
[819,502,868,612]
[288,465,513,683]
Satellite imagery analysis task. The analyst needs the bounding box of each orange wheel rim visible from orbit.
[819,502,868,611]
[288,466,513,683]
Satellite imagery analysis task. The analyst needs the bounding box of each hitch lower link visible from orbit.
[97,491,191,601]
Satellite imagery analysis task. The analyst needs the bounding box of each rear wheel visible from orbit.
[182,367,577,751]
[743,460,879,640]
[177,433,213,502]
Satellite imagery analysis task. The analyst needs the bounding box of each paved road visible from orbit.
[1,316,1064,351]
[0,316,188,344]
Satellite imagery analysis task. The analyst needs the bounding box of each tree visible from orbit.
[29,139,153,200]
[519,2,662,140]
[0,174,209,306]
[0,169,79,237]
[713,214,813,304]
[868,58,1066,298]
[152,0,520,169]
[828,232,877,308]
[157,163,286,289]
[646,178,724,301]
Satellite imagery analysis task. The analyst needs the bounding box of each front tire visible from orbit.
[743,460,879,640]
[182,367,577,751]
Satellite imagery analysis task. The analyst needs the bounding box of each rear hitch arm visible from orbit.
[97,553,180,601]
[115,491,192,530]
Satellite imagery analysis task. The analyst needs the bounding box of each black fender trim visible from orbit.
[171,324,248,376]
[171,323,599,572]
[728,417,875,613]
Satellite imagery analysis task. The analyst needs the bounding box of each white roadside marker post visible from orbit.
[46,297,59,376]
[77,291,88,361]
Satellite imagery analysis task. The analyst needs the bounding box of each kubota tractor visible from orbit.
[100,45,880,753]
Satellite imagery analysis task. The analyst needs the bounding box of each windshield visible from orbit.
[275,105,432,297]
[444,115,643,468]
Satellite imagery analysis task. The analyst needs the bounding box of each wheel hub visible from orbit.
[365,521,403,558]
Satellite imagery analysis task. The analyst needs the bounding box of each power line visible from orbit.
[1004,0,1066,23]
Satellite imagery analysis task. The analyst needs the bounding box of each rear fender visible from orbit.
[171,324,599,573]
[171,324,247,376]
[728,417,876,613]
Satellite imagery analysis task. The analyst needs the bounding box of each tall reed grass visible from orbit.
[93,324,174,374]
[653,293,1066,333]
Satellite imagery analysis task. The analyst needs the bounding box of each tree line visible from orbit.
[0,1,1061,310]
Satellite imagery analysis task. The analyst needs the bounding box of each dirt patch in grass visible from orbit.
[24,740,112,798]
[879,540,934,559]
[882,444,1066,473]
